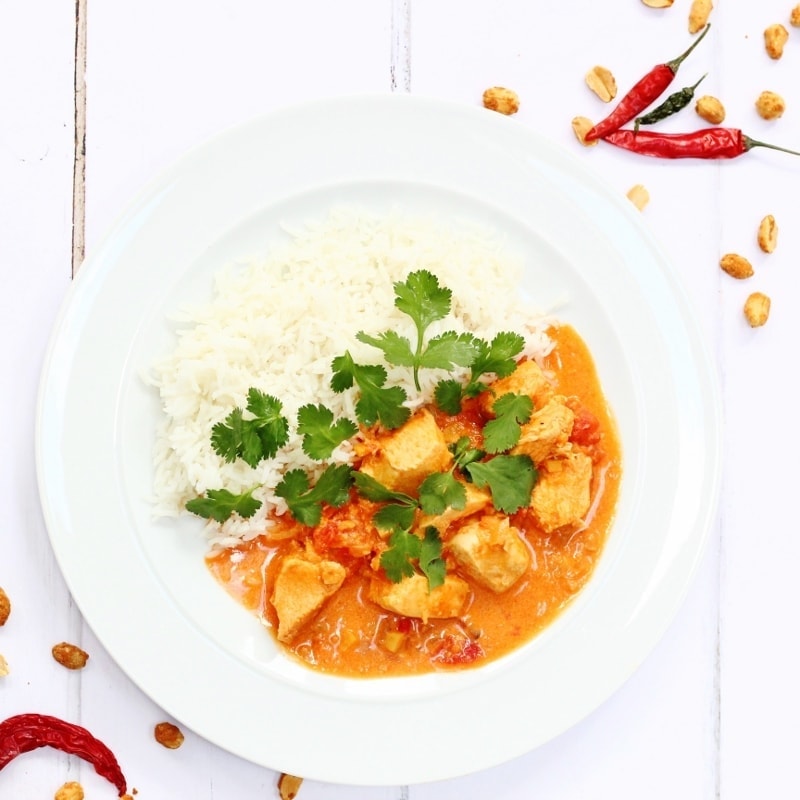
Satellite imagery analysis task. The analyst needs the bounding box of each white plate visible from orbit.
[36,94,722,786]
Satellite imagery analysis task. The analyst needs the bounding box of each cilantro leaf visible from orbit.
[296,403,358,460]
[330,350,357,392]
[353,472,418,532]
[380,527,445,590]
[434,332,527,412]
[393,270,455,391]
[185,487,261,523]
[352,471,416,505]
[470,332,526,380]
[210,389,289,468]
[380,529,421,582]
[434,378,465,415]
[419,526,446,590]
[394,270,452,330]
[449,436,485,470]
[330,351,410,430]
[465,454,537,514]
[373,503,417,533]
[418,331,479,371]
[275,464,353,526]
[355,330,415,367]
[418,471,467,516]
[482,392,533,454]
[210,407,248,462]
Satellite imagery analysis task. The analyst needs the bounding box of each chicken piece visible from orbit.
[416,481,492,537]
[480,359,553,416]
[369,574,469,623]
[448,514,530,593]
[511,397,575,463]
[270,555,346,642]
[359,408,452,495]
[531,446,593,532]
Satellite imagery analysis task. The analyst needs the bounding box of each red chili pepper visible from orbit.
[585,24,711,142]
[0,713,127,796]
[602,127,800,159]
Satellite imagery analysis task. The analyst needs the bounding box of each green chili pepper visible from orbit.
[634,73,707,131]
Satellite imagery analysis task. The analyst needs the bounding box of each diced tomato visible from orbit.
[431,634,484,666]
[570,406,601,446]
[395,617,413,634]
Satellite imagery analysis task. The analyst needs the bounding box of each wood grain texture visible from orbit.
[3,0,800,797]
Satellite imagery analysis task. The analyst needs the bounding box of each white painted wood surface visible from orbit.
[2,1,799,797]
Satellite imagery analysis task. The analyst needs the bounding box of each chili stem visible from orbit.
[667,23,711,72]
[745,136,800,157]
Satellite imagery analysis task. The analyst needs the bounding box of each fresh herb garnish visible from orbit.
[274,464,353,527]
[193,273,535,528]
[357,270,479,391]
[210,388,290,468]
[417,471,467,516]
[352,471,419,531]
[330,351,411,430]
[296,403,358,460]
[465,454,537,514]
[482,392,533,453]
[380,526,446,590]
[434,332,526,414]
[449,435,485,470]
[185,487,262,523]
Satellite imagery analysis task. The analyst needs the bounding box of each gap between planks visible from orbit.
[71,0,87,278]
[391,0,411,92]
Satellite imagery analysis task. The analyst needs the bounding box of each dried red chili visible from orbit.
[585,24,710,142]
[602,127,800,159]
[0,713,127,796]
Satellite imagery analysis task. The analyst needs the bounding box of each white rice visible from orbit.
[148,208,556,548]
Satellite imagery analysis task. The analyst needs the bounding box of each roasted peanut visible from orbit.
[278,774,304,800]
[626,184,650,211]
[688,0,713,33]
[0,586,9,626]
[744,292,771,327]
[757,215,778,253]
[755,90,786,120]
[764,23,789,59]
[585,66,617,103]
[792,4,800,27]
[482,87,519,115]
[695,95,726,124]
[55,782,85,800]
[720,253,754,279]
[0,654,9,678]
[641,0,674,7]
[52,642,89,670]
[154,721,185,749]
[571,116,598,147]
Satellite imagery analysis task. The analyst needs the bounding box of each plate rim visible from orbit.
[35,92,723,785]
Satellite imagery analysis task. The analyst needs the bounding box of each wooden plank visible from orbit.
[0,0,84,795]
[410,3,721,799]
[78,2,404,796]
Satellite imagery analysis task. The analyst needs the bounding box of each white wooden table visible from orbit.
[3,1,799,797]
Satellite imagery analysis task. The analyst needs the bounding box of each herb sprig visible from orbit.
[210,388,290,468]
[482,392,533,453]
[330,352,411,430]
[357,270,479,392]
[380,527,446,589]
[434,331,526,414]
[274,464,353,527]
[297,403,358,460]
[185,487,262,523]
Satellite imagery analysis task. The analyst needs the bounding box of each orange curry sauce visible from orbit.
[206,325,621,677]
